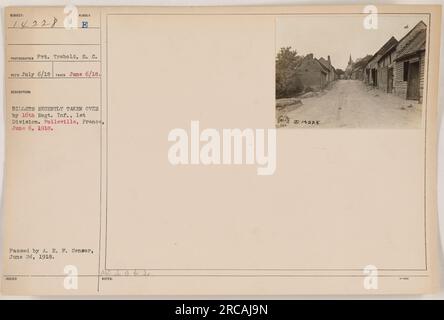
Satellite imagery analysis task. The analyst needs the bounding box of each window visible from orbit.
[403,61,409,81]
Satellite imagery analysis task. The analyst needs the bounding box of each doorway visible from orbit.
[371,69,378,87]
[407,61,420,100]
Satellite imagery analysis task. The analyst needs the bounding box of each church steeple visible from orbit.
[348,54,353,65]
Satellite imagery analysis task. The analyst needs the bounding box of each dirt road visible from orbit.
[282,80,422,128]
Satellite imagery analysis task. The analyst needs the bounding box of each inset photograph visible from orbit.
[275,14,428,128]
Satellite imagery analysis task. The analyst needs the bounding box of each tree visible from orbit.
[352,55,373,70]
[275,47,303,99]
[335,68,345,76]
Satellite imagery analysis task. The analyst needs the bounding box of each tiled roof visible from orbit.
[395,28,426,60]
[317,57,330,70]
[318,57,337,73]
[352,55,373,71]
[295,54,329,73]
[367,36,398,65]
[376,37,398,61]
[315,58,331,72]
[376,36,399,58]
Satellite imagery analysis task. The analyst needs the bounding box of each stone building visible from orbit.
[392,21,427,102]
[365,36,399,89]
[318,56,338,82]
[375,37,399,93]
[295,53,330,91]
[363,21,427,102]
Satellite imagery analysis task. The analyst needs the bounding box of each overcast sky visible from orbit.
[276,14,428,70]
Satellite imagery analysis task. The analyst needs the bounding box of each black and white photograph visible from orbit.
[276,14,428,128]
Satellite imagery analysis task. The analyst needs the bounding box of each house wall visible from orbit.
[364,68,371,84]
[327,66,335,82]
[376,51,395,92]
[295,58,327,91]
[366,58,379,86]
[393,59,407,98]
[296,71,324,91]
[393,51,424,101]
[321,72,327,88]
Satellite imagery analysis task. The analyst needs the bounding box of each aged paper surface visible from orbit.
[1,5,441,295]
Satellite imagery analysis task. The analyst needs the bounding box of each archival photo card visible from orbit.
[276,14,429,129]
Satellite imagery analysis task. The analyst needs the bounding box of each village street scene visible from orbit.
[276,16,427,128]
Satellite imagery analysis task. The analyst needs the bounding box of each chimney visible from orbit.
[307,53,314,59]
[328,55,331,65]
